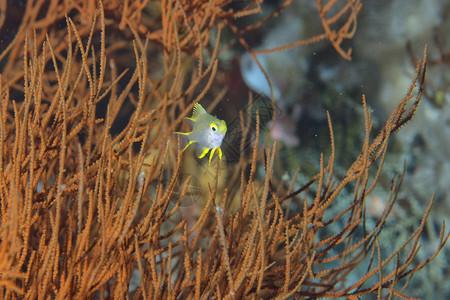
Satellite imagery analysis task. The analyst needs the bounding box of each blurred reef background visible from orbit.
[0,0,449,298]
[245,0,450,298]
[235,0,450,297]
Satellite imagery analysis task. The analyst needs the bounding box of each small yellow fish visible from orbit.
[176,103,227,164]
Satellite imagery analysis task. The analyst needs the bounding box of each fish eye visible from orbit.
[211,124,217,132]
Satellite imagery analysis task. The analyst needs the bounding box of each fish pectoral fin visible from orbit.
[182,140,196,152]
[198,147,210,159]
[209,148,217,165]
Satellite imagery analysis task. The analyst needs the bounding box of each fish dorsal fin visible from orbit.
[192,103,207,120]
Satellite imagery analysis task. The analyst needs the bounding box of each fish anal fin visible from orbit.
[198,147,210,159]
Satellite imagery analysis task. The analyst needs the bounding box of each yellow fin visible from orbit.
[217,147,222,161]
[182,140,196,152]
[175,131,191,136]
[209,148,217,165]
[198,147,210,159]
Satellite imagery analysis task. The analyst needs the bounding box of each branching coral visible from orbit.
[0,0,447,299]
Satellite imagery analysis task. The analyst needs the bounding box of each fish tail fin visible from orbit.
[175,131,191,136]
[182,140,196,152]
